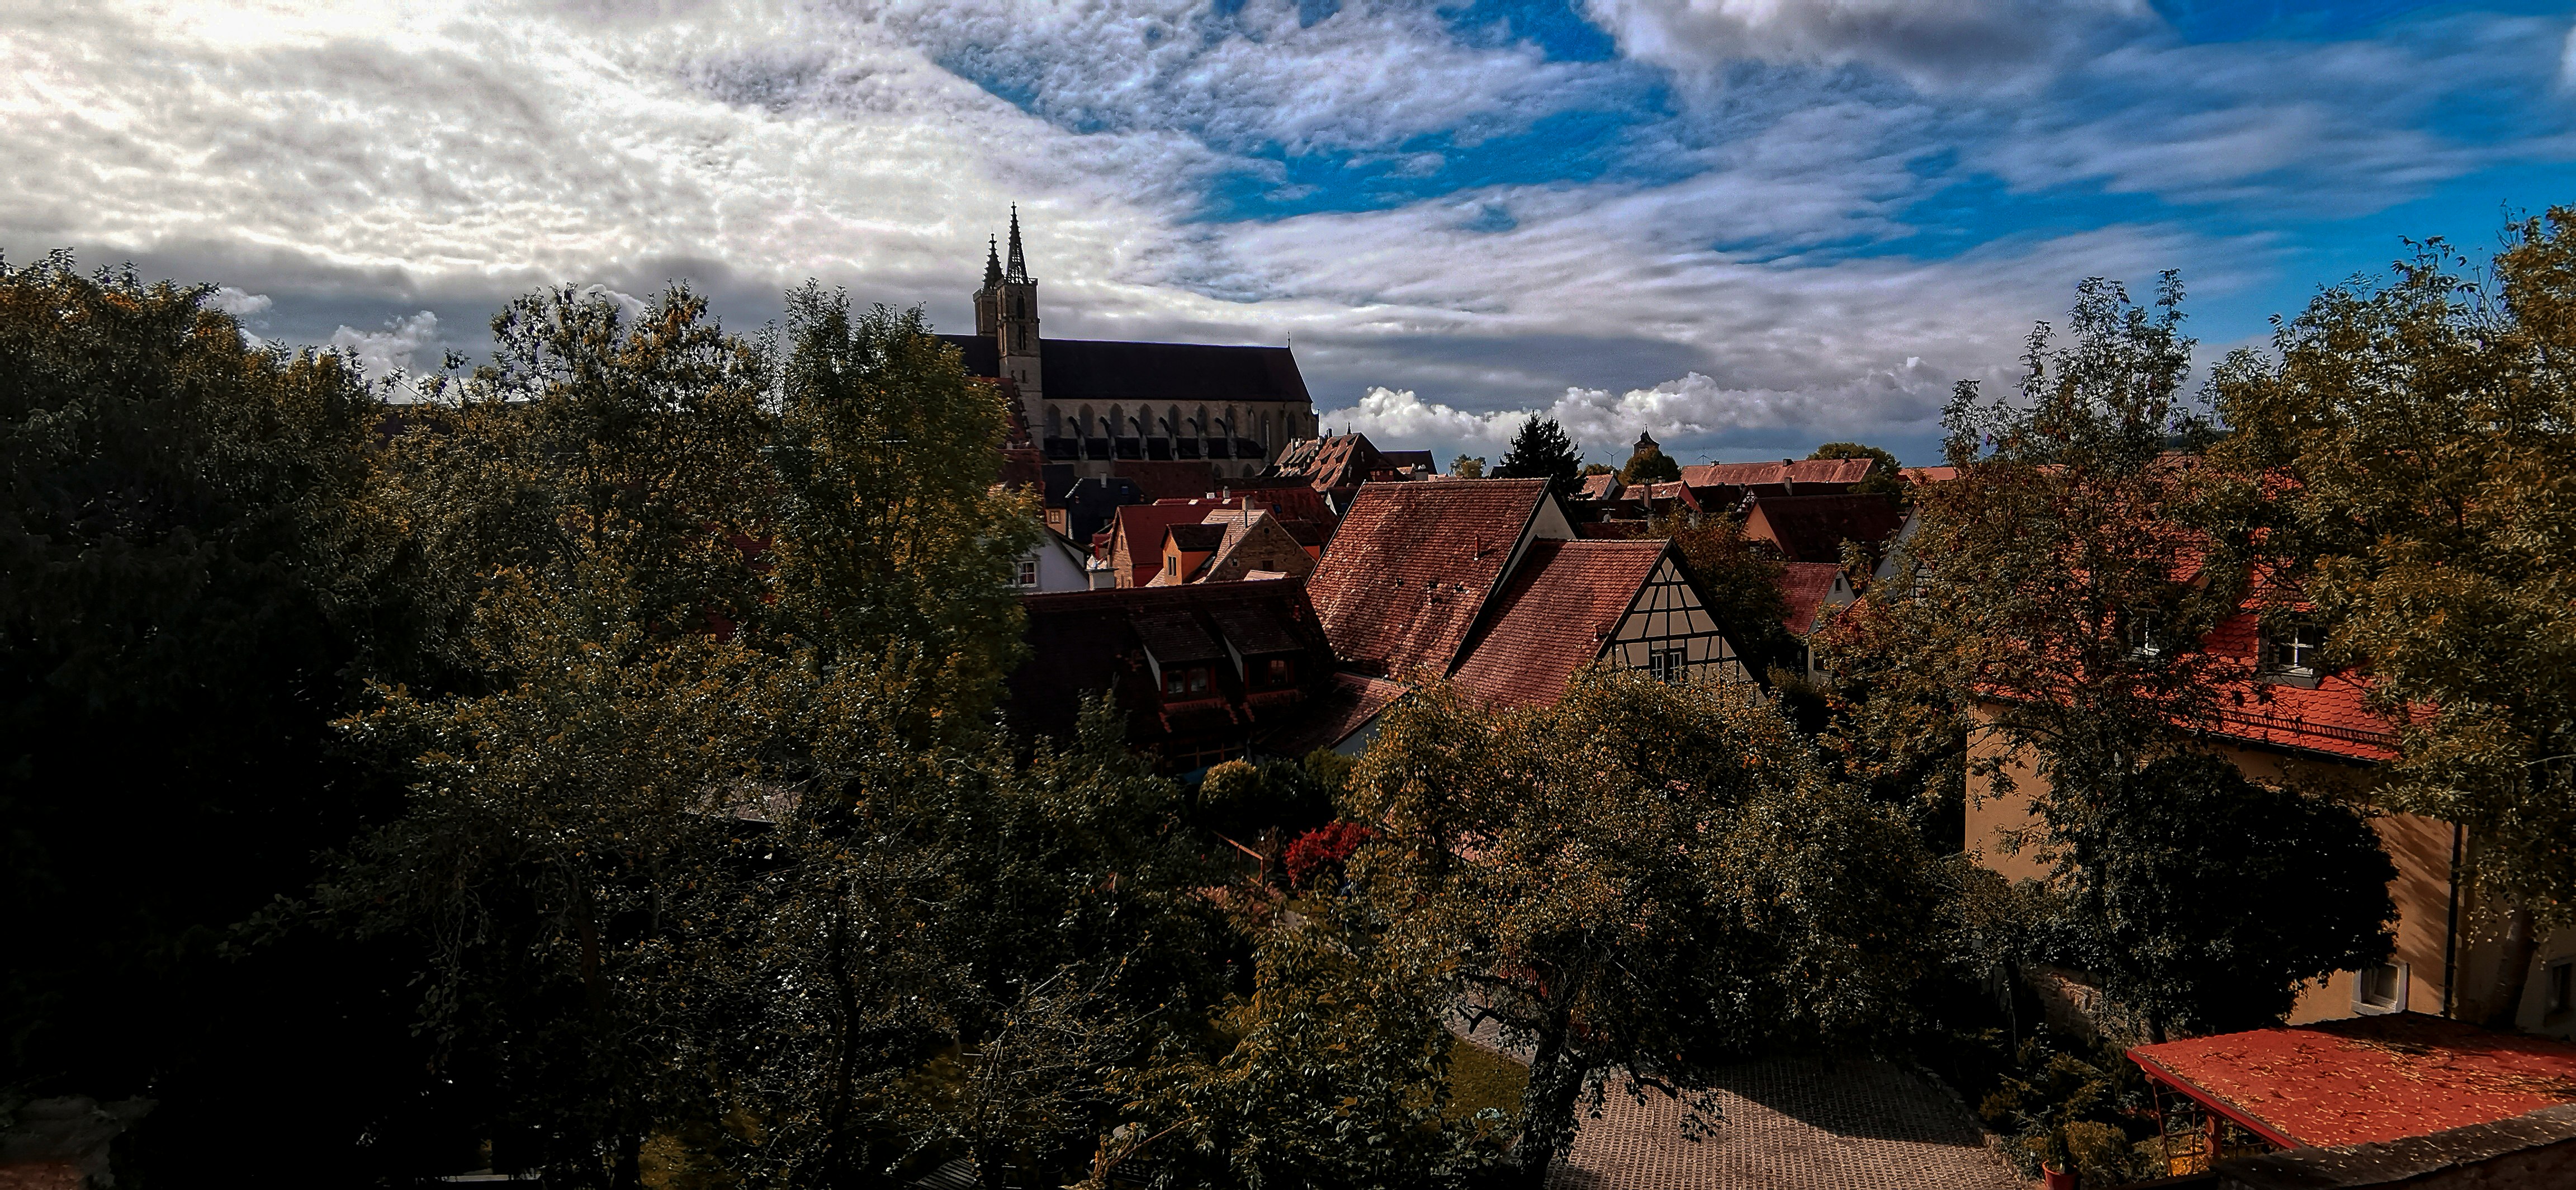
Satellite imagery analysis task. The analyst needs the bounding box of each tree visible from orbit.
[1809,441,1903,496]
[1109,895,1510,1189]
[2213,211,2576,1021]
[329,283,784,1186]
[1493,417,1582,493]
[1617,440,1680,485]
[1449,454,1485,479]
[2071,753,2394,1036]
[1344,669,1941,1187]
[0,253,426,1179]
[1830,275,2402,1036]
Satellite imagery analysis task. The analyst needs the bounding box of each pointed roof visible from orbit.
[1740,493,1905,565]
[1774,561,1845,636]
[983,235,1004,288]
[1306,479,1554,679]
[1005,205,1031,283]
[1450,539,1671,709]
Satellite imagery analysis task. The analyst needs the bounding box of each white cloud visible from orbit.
[328,310,439,393]
[205,286,273,317]
[0,0,2563,469]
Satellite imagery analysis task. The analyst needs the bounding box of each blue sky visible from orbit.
[3,0,2572,468]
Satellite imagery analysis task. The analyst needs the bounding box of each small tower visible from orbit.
[973,236,1002,337]
[996,206,1042,403]
[1634,430,1659,455]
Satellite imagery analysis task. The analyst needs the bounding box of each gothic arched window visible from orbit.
[1078,405,1094,437]
[1045,406,1062,437]
[1107,405,1123,438]
[1166,405,1181,440]
[1195,405,1210,437]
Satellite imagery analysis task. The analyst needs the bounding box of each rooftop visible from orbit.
[1451,539,1669,709]
[1305,478,1552,680]
[2128,1014,2576,1150]
[1680,457,1876,492]
[945,335,1309,405]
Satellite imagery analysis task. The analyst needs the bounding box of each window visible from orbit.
[2352,962,2408,1014]
[1017,559,1039,587]
[2126,612,2165,660]
[1260,658,1293,688]
[1164,667,1211,699]
[2264,621,2325,686]
[2547,960,2572,1018]
[1646,646,1689,684]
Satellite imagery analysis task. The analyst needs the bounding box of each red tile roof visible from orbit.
[1008,580,1338,759]
[1270,433,1391,492]
[1450,540,1668,709]
[1775,561,1844,636]
[1110,501,1242,585]
[2201,610,2398,762]
[1680,457,1875,492]
[1574,473,1622,502]
[1741,493,1906,565]
[1306,478,1552,680]
[2129,1015,2576,1150]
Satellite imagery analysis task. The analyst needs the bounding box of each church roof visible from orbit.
[943,335,1310,406]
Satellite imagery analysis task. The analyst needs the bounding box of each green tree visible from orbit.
[2213,211,2576,1021]
[329,283,783,1186]
[1450,454,1485,479]
[1808,441,1903,495]
[1617,443,1680,485]
[2073,753,2394,1036]
[1494,417,1583,493]
[1835,275,2400,1037]
[1110,895,1510,1189]
[1346,669,1940,1187]
[0,254,424,1178]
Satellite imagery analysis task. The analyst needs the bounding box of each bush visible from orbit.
[1284,822,1374,891]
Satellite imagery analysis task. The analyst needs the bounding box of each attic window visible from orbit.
[1163,667,1211,700]
[2262,621,2325,687]
[1647,646,1688,684]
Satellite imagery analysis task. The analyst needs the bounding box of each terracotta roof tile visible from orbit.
[1306,478,1552,679]
[1450,540,1668,709]
[1741,493,1906,565]
[1679,457,1875,490]
[2129,1015,2576,1149]
[1775,562,1844,636]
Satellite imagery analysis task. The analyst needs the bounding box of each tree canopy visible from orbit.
[1344,669,1941,1187]
[2213,210,2576,1019]
[1494,416,1583,492]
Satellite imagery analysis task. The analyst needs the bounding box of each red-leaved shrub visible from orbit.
[1284,821,1374,890]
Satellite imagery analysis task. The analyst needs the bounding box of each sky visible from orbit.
[4,0,2573,468]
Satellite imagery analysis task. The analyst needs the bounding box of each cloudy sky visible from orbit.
[6,0,2573,466]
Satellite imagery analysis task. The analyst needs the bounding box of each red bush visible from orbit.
[1284,821,1374,890]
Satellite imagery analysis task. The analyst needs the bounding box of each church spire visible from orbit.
[983,234,1003,287]
[1005,204,1030,282]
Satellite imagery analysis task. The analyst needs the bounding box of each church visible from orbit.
[945,211,1318,480]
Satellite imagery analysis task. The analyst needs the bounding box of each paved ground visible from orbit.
[1543,1057,2029,1190]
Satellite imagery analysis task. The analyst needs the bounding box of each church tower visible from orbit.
[992,207,1041,403]
[973,235,1002,337]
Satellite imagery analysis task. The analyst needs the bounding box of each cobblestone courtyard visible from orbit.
[1544,1057,2029,1190]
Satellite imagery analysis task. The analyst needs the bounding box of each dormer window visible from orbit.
[1163,666,1211,700]
[2262,621,2325,687]
[2126,612,2166,660]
